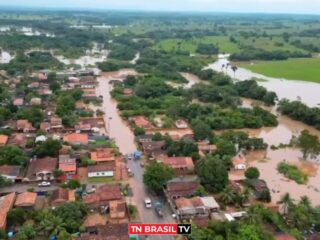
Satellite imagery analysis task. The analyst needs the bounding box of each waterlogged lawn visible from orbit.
[240,58,320,83]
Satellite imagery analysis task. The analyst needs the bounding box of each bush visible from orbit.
[245,167,260,179]
[277,162,308,184]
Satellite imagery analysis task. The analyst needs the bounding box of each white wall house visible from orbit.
[87,164,115,178]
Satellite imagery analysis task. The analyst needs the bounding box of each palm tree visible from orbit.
[277,193,294,215]
[231,65,238,78]
[299,195,311,209]
[220,186,236,205]
[244,204,263,225]
[236,187,252,207]
[37,211,66,237]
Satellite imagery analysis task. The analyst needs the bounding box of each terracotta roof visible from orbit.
[14,192,37,207]
[13,98,24,106]
[0,193,16,229]
[88,162,115,173]
[232,155,246,166]
[75,124,91,131]
[75,101,85,110]
[40,122,51,131]
[142,141,165,151]
[50,116,63,127]
[0,165,21,177]
[275,234,296,240]
[132,116,153,129]
[97,224,129,240]
[10,134,27,148]
[59,155,77,172]
[0,135,8,145]
[109,200,127,219]
[17,120,35,131]
[83,184,122,205]
[166,181,199,199]
[83,213,107,228]
[90,148,115,162]
[63,133,89,145]
[52,188,75,205]
[26,157,58,180]
[162,157,194,169]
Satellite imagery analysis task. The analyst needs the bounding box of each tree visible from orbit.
[55,201,88,233]
[296,130,320,159]
[62,179,81,189]
[220,186,236,205]
[0,175,13,187]
[35,139,61,157]
[245,167,260,179]
[197,156,228,193]
[53,169,64,178]
[7,208,27,226]
[0,145,28,166]
[231,65,238,78]
[191,119,213,141]
[277,193,294,215]
[16,224,36,240]
[143,162,174,194]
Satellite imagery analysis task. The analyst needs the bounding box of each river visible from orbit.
[207,54,320,107]
[96,70,175,240]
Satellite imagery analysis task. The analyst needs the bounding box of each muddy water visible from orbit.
[207,54,320,107]
[0,50,14,64]
[55,49,110,67]
[96,71,176,239]
[234,100,320,205]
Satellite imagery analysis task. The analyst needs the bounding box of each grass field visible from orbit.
[240,58,320,83]
[155,36,240,54]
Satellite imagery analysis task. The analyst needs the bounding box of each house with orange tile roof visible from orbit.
[232,154,247,170]
[0,165,21,181]
[14,192,37,210]
[83,213,107,233]
[16,120,36,133]
[83,184,122,209]
[51,188,76,207]
[160,156,195,175]
[13,98,24,106]
[9,134,28,148]
[88,162,115,178]
[50,116,63,129]
[109,200,128,221]
[0,193,16,230]
[25,157,58,181]
[59,155,77,179]
[90,148,115,163]
[63,133,89,145]
[0,134,8,146]
[131,116,153,129]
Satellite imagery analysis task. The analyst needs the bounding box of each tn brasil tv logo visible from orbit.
[129,223,192,235]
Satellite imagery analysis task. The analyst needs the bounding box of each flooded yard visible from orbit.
[235,102,320,205]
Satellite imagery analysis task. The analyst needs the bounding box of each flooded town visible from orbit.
[0,3,320,240]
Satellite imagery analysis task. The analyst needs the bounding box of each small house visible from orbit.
[232,154,247,170]
[88,162,115,178]
[63,133,89,145]
[51,188,76,207]
[14,192,37,210]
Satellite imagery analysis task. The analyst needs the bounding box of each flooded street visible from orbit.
[207,54,320,107]
[96,71,175,240]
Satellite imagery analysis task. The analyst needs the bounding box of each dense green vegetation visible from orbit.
[277,162,308,184]
[278,100,320,129]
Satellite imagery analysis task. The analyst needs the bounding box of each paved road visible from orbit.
[97,75,176,240]
[0,183,58,194]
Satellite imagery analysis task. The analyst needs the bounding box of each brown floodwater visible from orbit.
[238,102,320,205]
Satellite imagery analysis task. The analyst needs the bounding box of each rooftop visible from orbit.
[15,192,37,207]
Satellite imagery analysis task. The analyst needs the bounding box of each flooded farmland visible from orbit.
[207,54,320,107]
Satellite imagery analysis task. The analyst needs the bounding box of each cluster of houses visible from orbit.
[0,70,134,239]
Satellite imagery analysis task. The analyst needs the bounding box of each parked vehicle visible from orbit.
[38,181,51,187]
[140,161,145,168]
[154,202,163,217]
[144,198,152,208]
[128,168,134,177]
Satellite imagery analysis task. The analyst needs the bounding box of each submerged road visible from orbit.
[97,75,175,240]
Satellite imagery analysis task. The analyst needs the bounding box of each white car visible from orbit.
[144,198,152,208]
[38,181,51,187]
